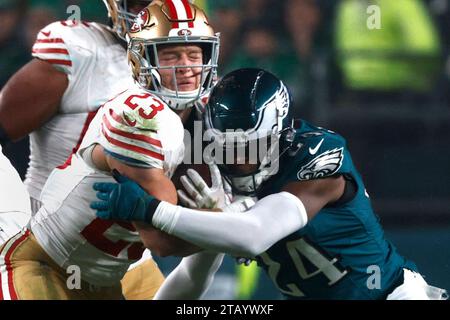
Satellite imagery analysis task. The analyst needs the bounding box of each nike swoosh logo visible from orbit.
[309,138,324,155]
[41,30,51,37]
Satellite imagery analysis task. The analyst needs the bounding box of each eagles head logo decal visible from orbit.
[297,148,344,180]
[273,83,289,120]
[130,9,150,33]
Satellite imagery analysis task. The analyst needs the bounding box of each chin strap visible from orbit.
[159,86,198,110]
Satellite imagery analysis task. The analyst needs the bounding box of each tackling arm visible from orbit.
[92,168,346,257]
[152,191,308,257]
[150,176,345,257]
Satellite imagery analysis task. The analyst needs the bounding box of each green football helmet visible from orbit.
[203,68,295,196]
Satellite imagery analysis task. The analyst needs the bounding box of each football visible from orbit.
[171,163,212,190]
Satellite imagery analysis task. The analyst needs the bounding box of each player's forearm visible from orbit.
[154,252,224,300]
[133,222,201,257]
[152,192,308,257]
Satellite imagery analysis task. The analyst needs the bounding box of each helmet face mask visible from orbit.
[209,132,284,196]
[127,1,220,110]
[203,68,294,196]
[129,39,219,109]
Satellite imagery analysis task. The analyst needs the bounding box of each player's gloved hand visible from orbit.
[177,164,229,209]
[90,170,160,224]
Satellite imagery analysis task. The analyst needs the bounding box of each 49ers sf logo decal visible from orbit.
[177,29,192,36]
[131,9,150,32]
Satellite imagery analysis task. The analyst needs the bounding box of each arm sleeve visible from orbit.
[153,252,224,300]
[152,192,308,257]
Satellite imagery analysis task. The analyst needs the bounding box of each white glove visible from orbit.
[177,164,228,209]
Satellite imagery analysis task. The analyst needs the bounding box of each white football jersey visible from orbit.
[31,88,185,286]
[25,21,134,203]
[0,146,31,244]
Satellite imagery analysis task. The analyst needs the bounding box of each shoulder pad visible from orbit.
[294,131,348,181]
[98,89,171,169]
[31,21,101,74]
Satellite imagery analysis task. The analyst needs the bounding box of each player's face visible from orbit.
[157,44,203,92]
[216,136,272,176]
[219,148,260,176]
[227,163,259,176]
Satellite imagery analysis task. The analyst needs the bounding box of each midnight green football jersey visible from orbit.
[255,120,417,300]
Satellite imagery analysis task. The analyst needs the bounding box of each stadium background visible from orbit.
[0,0,449,299]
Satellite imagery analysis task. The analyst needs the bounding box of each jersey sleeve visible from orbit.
[97,91,166,170]
[31,21,94,75]
[289,131,352,182]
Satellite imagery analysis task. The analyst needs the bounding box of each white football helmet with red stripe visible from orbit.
[127,0,220,110]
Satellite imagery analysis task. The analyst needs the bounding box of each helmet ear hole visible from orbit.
[281,126,296,144]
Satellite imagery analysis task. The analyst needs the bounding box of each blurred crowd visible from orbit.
[0,0,106,86]
[1,0,449,118]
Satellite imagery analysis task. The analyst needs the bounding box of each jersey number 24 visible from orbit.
[259,237,348,297]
